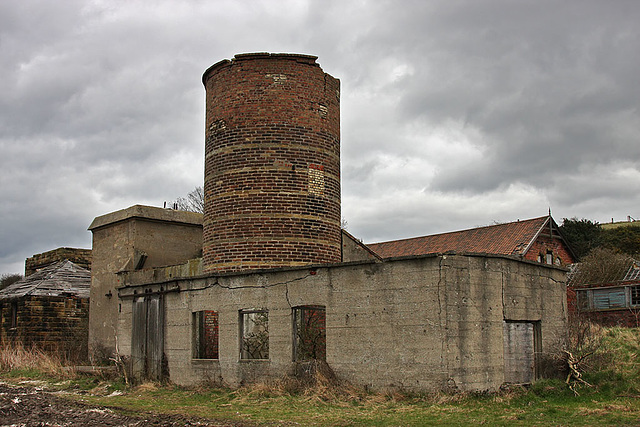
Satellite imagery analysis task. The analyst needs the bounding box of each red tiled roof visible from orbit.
[367,216,550,259]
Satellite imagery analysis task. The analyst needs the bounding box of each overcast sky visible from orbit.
[1,0,639,274]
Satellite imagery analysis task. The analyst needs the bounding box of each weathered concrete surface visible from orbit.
[341,230,382,263]
[118,253,567,392]
[88,205,203,358]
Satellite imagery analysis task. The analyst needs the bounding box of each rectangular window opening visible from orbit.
[593,287,626,310]
[240,310,269,360]
[576,290,589,312]
[10,301,18,328]
[193,310,219,359]
[545,251,553,265]
[631,286,640,306]
[293,306,326,361]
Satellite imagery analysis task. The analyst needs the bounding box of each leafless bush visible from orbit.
[556,317,612,395]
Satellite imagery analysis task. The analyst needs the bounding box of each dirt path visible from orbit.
[0,383,246,427]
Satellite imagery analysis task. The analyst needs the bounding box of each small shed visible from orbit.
[0,260,90,362]
[569,260,640,327]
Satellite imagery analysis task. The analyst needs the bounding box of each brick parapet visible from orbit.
[25,248,92,276]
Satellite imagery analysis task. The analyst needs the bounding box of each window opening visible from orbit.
[592,287,626,310]
[293,306,326,361]
[576,290,589,311]
[10,301,18,328]
[193,310,219,359]
[546,251,553,265]
[240,310,269,360]
[631,286,640,306]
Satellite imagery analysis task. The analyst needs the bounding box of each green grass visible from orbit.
[67,384,638,426]
[2,327,639,426]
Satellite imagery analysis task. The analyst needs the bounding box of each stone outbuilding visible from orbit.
[0,260,90,362]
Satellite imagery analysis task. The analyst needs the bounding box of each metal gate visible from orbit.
[503,321,540,384]
[131,294,165,382]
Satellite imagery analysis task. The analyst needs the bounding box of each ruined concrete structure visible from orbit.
[89,53,572,392]
[88,205,203,357]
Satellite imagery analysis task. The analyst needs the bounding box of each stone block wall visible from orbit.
[25,248,92,277]
[0,296,89,362]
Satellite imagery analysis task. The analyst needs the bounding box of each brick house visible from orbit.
[0,259,90,362]
[368,214,576,267]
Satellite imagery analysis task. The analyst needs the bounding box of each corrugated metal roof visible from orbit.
[624,262,640,281]
[0,260,90,300]
[367,216,550,259]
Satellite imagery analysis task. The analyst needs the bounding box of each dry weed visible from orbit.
[135,382,159,392]
[0,343,69,377]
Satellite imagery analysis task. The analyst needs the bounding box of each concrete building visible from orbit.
[89,53,571,392]
[87,205,203,359]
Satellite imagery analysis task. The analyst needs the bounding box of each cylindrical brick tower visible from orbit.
[202,53,341,272]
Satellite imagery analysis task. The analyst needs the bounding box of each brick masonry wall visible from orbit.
[524,233,575,266]
[569,281,640,327]
[0,296,89,362]
[202,53,341,272]
[25,248,92,276]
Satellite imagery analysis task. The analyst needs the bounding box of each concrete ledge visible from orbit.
[88,205,203,231]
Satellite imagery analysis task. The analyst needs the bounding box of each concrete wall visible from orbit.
[88,205,203,358]
[117,253,567,392]
[341,230,381,263]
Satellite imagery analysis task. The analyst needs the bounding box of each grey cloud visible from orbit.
[2,0,640,274]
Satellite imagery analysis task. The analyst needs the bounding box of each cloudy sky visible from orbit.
[1,0,639,274]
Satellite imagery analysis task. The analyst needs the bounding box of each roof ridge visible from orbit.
[369,216,548,246]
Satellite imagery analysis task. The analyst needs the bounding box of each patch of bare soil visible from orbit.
[0,383,247,427]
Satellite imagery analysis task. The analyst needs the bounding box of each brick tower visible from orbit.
[202,53,341,272]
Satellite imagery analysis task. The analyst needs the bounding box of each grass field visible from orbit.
[2,327,639,426]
